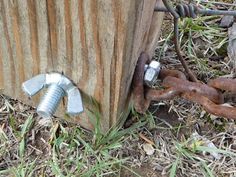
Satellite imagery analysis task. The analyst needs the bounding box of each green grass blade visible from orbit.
[19,137,25,157]
[201,161,214,177]
[169,156,179,177]
[20,115,34,137]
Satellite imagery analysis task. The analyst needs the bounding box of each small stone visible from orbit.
[200,110,206,118]
[143,143,155,155]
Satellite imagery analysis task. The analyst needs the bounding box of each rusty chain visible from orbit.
[132,53,236,120]
[132,0,236,119]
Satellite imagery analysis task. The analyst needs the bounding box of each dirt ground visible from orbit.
[1,1,236,177]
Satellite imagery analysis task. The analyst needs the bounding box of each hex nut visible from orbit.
[144,61,161,86]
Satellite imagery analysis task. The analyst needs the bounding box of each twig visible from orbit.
[139,133,155,145]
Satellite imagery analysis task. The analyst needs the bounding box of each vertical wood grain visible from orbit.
[91,0,103,102]
[82,0,97,95]
[0,42,4,90]
[70,0,83,82]
[77,0,89,90]
[146,0,164,55]
[27,0,40,75]
[97,0,116,128]
[17,0,34,88]
[0,0,163,132]
[55,0,66,73]
[36,0,50,73]
[10,0,25,96]
[110,0,127,126]
[46,0,57,69]
[1,0,16,95]
[64,0,73,76]
[0,2,3,89]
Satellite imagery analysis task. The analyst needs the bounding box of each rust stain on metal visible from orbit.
[132,52,150,113]
[182,92,236,119]
[208,78,236,93]
[159,68,187,80]
[146,87,179,101]
[162,76,224,104]
[132,52,236,120]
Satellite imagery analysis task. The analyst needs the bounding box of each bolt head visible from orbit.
[45,73,74,91]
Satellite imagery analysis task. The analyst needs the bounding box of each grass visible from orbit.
[1,94,236,176]
[1,1,236,177]
[153,1,236,176]
[0,97,148,176]
[169,136,236,177]
[178,16,228,79]
[157,2,230,80]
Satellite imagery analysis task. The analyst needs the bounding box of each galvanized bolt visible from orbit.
[37,84,65,118]
[22,73,83,118]
[144,61,161,86]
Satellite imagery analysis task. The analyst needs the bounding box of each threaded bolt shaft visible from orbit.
[37,84,65,118]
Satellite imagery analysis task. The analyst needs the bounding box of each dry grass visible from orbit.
[151,1,236,176]
[1,1,236,176]
[0,95,141,176]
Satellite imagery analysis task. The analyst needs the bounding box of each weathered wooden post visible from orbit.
[0,0,164,131]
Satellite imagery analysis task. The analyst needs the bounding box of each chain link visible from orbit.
[132,53,236,119]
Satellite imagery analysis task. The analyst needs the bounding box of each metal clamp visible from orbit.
[22,73,83,118]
